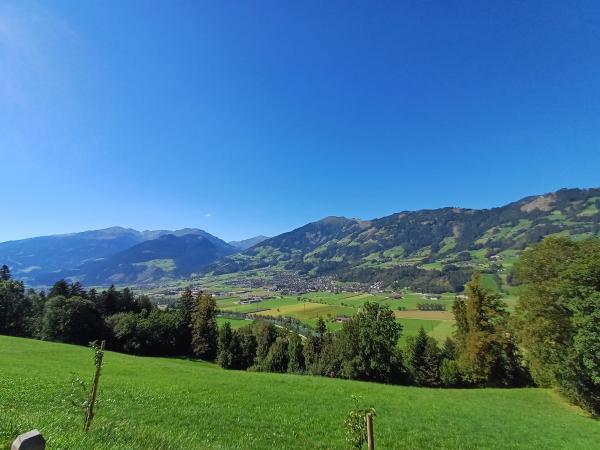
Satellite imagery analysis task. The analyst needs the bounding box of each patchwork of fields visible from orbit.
[211,274,520,345]
[216,290,464,343]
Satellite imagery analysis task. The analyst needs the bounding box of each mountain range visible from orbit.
[0,227,267,286]
[1,188,599,287]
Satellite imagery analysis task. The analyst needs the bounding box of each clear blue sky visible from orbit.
[1,1,599,242]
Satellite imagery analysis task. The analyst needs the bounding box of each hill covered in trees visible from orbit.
[1,188,599,288]
[211,188,600,290]
[0,227,236,286]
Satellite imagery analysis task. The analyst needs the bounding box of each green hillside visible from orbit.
[1,336,598,449]
[212,188,600,292]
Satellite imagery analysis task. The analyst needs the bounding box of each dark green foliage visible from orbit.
[41,296,105,345]
[404,327,441,387]
[217,322,234,369]
[0,276,28,335]
[107,310,187,356]
[441,337,457,360]
[287,333,305,373]
[0,265,11,281]
[262,336,289,373]
[191,293,218,360]
[69,281,87,298]
[314,333,344,378]
[175,288,195,353]
[439,359,464,387]
[49,279,71,298]
[303,333,322,374]
[515,237,600,414]
[303,317,327,373]
[235,326,258,370]
[252,320,277,365]
[340,265,471,293]
[336,302,403,382]
[136,295,154,313]
[98,285,140,316]
[454,273,529,387]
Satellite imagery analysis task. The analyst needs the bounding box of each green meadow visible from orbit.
[1,336,598,449]
[216,317,254,330]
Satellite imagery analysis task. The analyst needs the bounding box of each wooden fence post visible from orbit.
[84,340,106,432]
[366,412,374,450]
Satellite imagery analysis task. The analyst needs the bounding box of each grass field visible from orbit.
[1,336,598,449]
[216,317,254,330]
[218,297,299,314]
[255,302,355,327]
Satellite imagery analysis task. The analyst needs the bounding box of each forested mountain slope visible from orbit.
[212,188,600,288]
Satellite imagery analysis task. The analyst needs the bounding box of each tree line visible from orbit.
[0,235,598,415]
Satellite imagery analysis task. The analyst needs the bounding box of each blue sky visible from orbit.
[1,1,599,242]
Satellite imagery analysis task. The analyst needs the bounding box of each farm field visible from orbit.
[1,336,598,450]
[255,302,355,328]
[218,296,299,314]
[216,317,253,330]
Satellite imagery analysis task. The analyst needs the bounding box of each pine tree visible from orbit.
[303,317,327,372]
[228,330,243,370]
[316,317,327,337]
[69,281,86,298]
[405,326,441,386]
[456,272,517,386]
[287,333,305,373]
[100,285,119,316]
[88,288,98,304]
[48,279,70,298]
[217,321,234,368]
[177,288,195,325]
[452,294,468,349]
[253,320,277,365]
[262,336,289,373]
[441,337,457,360]
[236,326,257,369]
[0,265,11,281]
[191,293,218,360]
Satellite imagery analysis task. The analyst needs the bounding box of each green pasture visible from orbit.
[1,336,598,449]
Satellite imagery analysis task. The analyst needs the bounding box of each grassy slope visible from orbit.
[1,336,598,450]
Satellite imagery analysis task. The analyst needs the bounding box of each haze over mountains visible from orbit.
[0,227,267,285]
[1,188,599,287]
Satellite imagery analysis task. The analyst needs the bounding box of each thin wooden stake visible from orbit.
[366,412,374,450]
[84,340,105,432]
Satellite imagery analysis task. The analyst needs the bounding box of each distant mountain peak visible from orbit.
[229,235,270,251]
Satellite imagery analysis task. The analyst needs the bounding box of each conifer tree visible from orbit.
[191,293,218,360]
[405,326,441,386]
[454,273,522,386]
[287,333,305,373]
[49,279,70,298]
[0,265,11,281]
[70,281,87,299]
[217,321,234,368]
[253,320,277,365]
[304,317,326,371]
